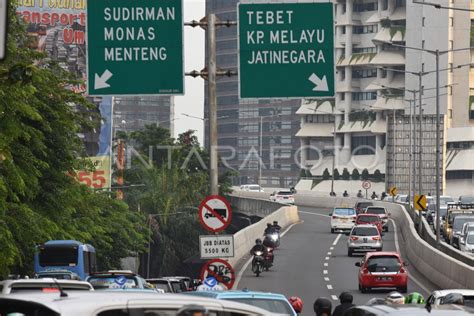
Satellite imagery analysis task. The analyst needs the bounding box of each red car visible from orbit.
[356,252,408,293]
[356,214,383,234]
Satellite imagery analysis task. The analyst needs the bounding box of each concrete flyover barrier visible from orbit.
[295,193,474,289]
[224,195,300,272]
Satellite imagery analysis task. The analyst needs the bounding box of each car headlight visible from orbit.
[271,234,278,241]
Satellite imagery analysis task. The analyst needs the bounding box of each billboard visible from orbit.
[16,0,113,189]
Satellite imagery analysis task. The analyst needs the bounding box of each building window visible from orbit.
[352,47,377,54]
[353,68,377,78]
[381,69,387,78]
[351,136,376,155]
[449,17,454,27]
[422,40,425,49]
[470,101,474,120]
[342,26,346,34]
[340,69,346,81]
[353,25,378,34]
[341,93,345,101]
[383,0,388,10]
[353,1,378,12]
[342,4,347,13]
[422,17,425,27]
[352,92,377,101]
[395,0,406,7]
[448,109,453,119]
[305,115,335,123]
[446,170,473,180]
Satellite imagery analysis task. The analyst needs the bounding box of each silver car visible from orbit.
[460,232,474,255]
[347,225,383,256]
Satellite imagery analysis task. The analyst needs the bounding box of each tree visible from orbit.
[0,4,146,276]
[342,168,350,180]
[322,168,330,180]
[352,168,360,180]
[361,169,370,181]
[373,169,383,182]
[333,168,340,180]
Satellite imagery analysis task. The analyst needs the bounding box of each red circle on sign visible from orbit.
[198,195,232,233]
[200,259,235,290]
[362,180,371,190]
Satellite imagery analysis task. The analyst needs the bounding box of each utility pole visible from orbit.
[258,116,263,188]
[207,14,218,195]
[185,17,237,195]
[418,73,423,199]
[435,50,441,243]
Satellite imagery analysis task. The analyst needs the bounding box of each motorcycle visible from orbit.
[264,232,280,248]
[263,247,274,271]
[252,251,265,277]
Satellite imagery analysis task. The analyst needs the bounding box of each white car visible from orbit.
[460,232,474,255]
[270,190,295,204]
[0,278,93,294]
[247,184,264,192]
[240,185,249,191]
[330,207,357,233]
[0,292,271,315]
[427,289,474,306]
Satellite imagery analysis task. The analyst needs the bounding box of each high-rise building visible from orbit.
[113,96,175,135]
[205,0,301,188]
[298,0,474,195]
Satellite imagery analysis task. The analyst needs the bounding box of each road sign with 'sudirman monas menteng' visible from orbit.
[87,0,184,96]
[238,2,334,99]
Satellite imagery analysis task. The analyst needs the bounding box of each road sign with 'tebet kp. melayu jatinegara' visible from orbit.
[87,0,184,96]
[238,2,334,99]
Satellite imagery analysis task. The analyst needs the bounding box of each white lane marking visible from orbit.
[299,210,330,217]
[327,252,332,255]
[233,221,300,289]
[389,218,431,295]
[330,247,334,250]
[324,277,330,281]
[325,257,329,260]
[327,284,333,290]
[323,270,328,274]
[332,233,342,246]
[324,262,328,267]
[331,295,339,301]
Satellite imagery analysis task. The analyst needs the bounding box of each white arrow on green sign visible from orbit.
[87,0,184,96]
[238,2,335,99]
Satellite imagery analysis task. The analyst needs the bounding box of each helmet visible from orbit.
[405,292,425,304]
[313,297,332,315]
[288,296,303,313]
[273,221,278,225]
[339,292,353,304]
[366,298,386,305]
[255,238,262,245]
[441,293,464,305]
[385,292,405,305]
[267,223,272,228]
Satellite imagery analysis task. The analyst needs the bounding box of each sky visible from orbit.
[174,0,206,144]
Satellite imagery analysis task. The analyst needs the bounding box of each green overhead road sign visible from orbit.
[238,2,334,99]
[87,0,184,96]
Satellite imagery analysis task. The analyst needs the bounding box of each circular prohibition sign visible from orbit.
[198,195,233,233]
[200,259,236,290]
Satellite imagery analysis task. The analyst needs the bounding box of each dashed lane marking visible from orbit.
[332,233,342,246]
[327,284,333,290]
[325,257,329,260]
[299,210,330,217]
[324,277,330,281]
[323,270,328,274]
[327,252,332,255]
[331,295,339,301]
[330,247,334,250]
[324,262,328,267]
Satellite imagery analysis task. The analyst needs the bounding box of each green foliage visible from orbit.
[322,168,331,180]
[352,169,360,180]
[381,18,391,28]
[349,53,377,65]
[389,26,406,40]
[471,25,474,47]
[373,169,383,182]
[333,168,340,180]
[342,168,350,180]
[361,169,370,181]
[0,3,146,277]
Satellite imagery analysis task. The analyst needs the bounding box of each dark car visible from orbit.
[355,202,374,214]
[344,304,474,316]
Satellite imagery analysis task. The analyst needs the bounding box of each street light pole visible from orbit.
[259,116,263,188]
[418,73,423,199]
[435,49,441,242]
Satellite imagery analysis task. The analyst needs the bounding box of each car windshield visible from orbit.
[87,276,138,289]
[356,202,373,208]
[248,185,261,190]
[352,227,379,236]
[366,256,401,273]
[149,281,171,292]
[453,217,474,231]
[440,197,455,205]
[467,235,474,245]
[358,215,380,223]
[277,191,293,196]
[334,208,356,216]
[366,207,386,215]
[225,298,294,314]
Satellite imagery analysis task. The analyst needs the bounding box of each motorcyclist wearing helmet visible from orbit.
[313,297,332,316]
[272,221,282,232]
[405,292,425,304]
[440,293,464,305]
[288,296,303,314]
[357,190,363,198]
[385,292,405,305]
[343,190,349,197]
[371,191,379,200]
[264,223,276,235]
[250,239,267,256]
[333,292,355,316]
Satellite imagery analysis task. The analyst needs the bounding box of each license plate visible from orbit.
[341,219,348,222]
[377,277,392,281]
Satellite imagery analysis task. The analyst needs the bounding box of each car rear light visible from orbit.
[350,236,359,241]
[372,236,381,241]
[332,216,337,219]
[399,267,406,274]
[362,268,369,274]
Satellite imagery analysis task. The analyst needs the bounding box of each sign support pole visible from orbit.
[208,14,219,195]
